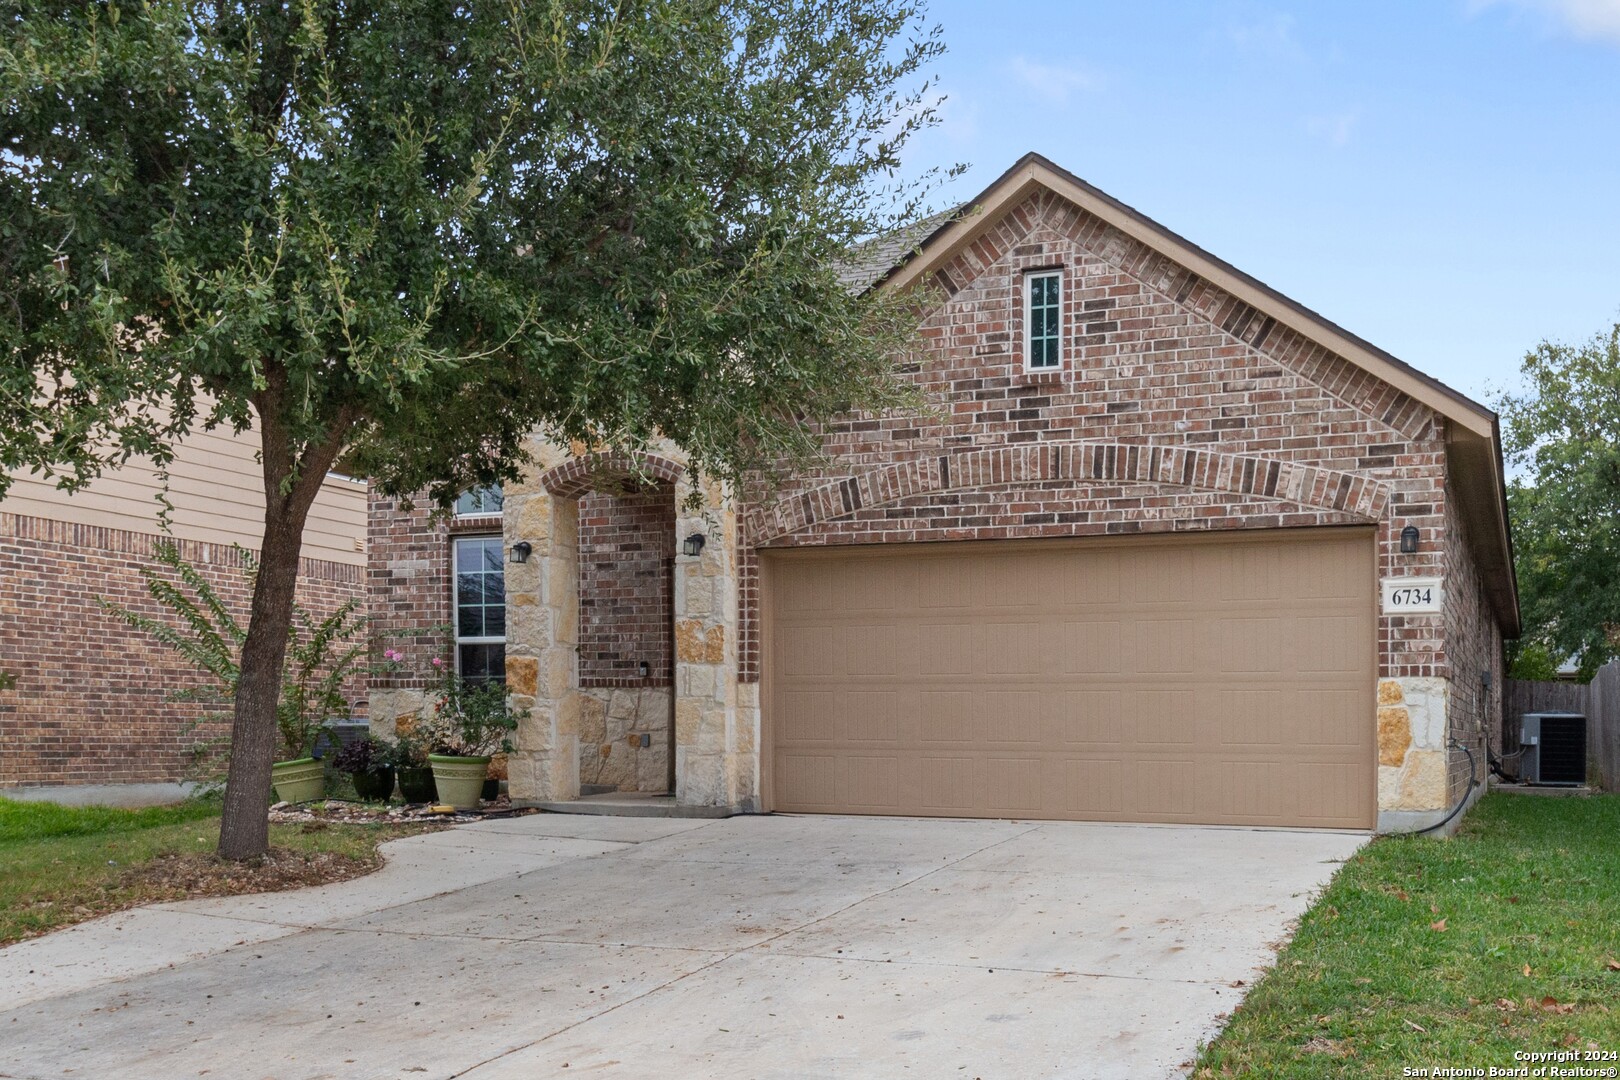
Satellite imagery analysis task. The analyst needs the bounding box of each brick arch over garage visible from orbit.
[538,450,686,499]
[745,440,1391,543]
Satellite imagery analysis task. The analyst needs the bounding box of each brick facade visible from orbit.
[739,188,1453,691]
[368,483,676,793]
[578,489,674,688]
[368,159,1514,827]
[0,512,363,787]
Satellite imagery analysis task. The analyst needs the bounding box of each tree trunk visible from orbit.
[217,391,354,861]
[216,500,313,860]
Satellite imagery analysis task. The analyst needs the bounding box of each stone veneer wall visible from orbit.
[1,512,363,786]
[577,686,671,792]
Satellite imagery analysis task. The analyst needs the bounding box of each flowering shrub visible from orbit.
[415,661,515,758]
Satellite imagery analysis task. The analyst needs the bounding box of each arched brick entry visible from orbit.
[538,450,686,500]
[504,442,753,811]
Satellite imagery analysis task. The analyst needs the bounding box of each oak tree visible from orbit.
[2,0,947,856]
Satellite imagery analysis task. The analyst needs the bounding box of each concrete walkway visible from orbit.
[0,813,1363,1079]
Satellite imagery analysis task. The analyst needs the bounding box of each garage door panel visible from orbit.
[1132,619,1197,675]
[918,690,983,744]
[1204,618,1284,674]
[1133,760,1199,817]
[846,690,902,742]
[1297,689,1366,747]
[919,755,979,812]
[844,624,900,677]
[1042,758,1128,815]
[779,625,841,677]
[768,531,1374,829]
[1056,553,1123,605]
[1294,615,1367,675]
[1216,688,1289,746]
[987,691,1044,742]
[986,623,1044,675]
[1042,690,1123,745]
[917,622,978,676]
[778,690,840,743]
[1056,621,1122,674]
[1132,688,1196,745]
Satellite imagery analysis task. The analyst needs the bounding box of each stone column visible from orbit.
[672,475,749,809]
[504,451,583,804]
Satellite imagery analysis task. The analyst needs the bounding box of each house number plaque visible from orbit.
[1381,577,1444,614]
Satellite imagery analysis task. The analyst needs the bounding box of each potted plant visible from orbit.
[269,603,366,803]
[270,702,337,804]
[419,661,516,810]
[333,736,396,802]
[392,726,438,804]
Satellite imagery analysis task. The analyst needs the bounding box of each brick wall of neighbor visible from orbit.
[0,512,363,787]
[578,488,674,687]
[738,188,1459,688]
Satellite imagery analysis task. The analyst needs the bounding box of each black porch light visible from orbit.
[682,532,707,558]
[1399,525,1420,555]
[510,540,533,564]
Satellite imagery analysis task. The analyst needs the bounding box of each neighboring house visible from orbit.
[0,428,367,791]
[368,153,1518,833]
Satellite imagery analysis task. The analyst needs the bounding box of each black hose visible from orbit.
[1412,740,1478,836]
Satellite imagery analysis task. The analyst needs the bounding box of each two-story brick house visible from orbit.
[367,153,1517,833]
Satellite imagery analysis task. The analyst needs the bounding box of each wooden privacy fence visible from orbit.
[1503,660,1620,791]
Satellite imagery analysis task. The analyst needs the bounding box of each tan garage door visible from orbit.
[763,529,1374,829]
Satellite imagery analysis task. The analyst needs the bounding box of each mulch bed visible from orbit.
[119,844,390,901]
[268,795,544,826]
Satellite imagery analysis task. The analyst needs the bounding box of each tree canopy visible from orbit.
[1498,322,1620,678]
[2,0,950,855]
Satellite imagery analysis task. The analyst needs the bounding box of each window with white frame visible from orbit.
[453,536,506,683]
[454,484,504,517]
[1024,270,1062,370]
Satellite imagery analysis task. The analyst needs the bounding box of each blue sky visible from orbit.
[898,0,1620,407]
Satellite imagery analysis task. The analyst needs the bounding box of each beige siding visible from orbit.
[4,425,366,565]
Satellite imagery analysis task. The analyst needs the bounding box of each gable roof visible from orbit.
[865,152,1519,634]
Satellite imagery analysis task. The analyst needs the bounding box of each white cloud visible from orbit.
[1306,109,1360,147]
[1225,12,1307,60]
[1470,0,1620,44]
[1008,56,1102,103]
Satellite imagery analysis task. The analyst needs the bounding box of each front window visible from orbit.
[1025,270,1062,370]
[453,536,506,683]
[455,484,504,517]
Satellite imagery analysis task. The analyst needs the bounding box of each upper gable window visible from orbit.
[1024,270,1062,370]
[454,484,504,517]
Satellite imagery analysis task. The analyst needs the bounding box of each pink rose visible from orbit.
[431,657,444,667]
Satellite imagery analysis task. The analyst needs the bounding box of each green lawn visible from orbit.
[0,797,437,945]
[1197,792,1620,1077]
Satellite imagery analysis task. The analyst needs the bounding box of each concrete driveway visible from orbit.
[0,813,1363,1079]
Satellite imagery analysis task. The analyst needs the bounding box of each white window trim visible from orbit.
[1023,269,1064,372]
[454,484,504,519]
[452,535,505,677]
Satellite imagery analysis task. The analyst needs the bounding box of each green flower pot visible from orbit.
[427,754,490,810]
[270,757,326,804]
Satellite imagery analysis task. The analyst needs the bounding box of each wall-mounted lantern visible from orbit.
[1399,525,1420,555]
[682,533,707,558]
[509,540,533,564]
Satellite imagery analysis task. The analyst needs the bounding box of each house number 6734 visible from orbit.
[1381,577,1444,614]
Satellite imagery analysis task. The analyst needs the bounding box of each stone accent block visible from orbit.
[1377,706,1412,767]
